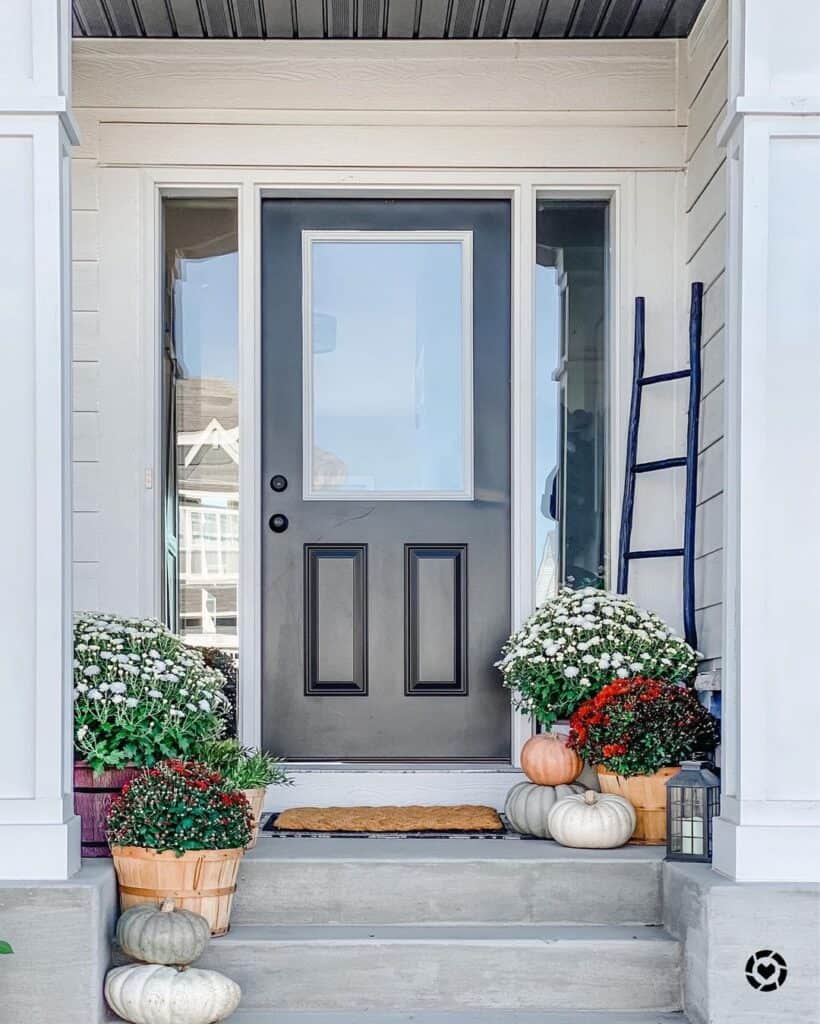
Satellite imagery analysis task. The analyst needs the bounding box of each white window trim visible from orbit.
[301,228,474,502]
[140,169,633,785]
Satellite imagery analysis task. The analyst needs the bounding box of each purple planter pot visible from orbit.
[73,763,140,858]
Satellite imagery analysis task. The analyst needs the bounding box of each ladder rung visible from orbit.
[633,457,687,474]
[626,548,685,560]
[638,369,691,386]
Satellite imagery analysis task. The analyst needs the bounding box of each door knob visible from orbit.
[270,474,288,492]
[269,513,289,533]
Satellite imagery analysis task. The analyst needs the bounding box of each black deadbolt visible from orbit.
[269,513,289,533]
[270,474,288,492]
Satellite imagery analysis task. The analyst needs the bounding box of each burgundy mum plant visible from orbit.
[568,677,720,778]
[107,759,253,855]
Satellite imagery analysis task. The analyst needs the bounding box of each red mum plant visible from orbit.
[107,759,253,855]
[568,677,719,778]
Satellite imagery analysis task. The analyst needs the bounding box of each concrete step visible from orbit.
[233,837,664,925]
[225,1014,690,1023]
[196,924,682,1013]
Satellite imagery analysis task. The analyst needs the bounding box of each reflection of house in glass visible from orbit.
[176,377,238,651]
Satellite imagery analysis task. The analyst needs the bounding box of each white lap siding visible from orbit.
[685,0,728,688]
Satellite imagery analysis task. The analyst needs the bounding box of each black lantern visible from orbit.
[666,760,720,862]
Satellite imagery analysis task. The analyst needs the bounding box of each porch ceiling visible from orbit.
[72,0,708,40]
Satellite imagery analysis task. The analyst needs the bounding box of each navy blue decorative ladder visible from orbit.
[616,282,703,650]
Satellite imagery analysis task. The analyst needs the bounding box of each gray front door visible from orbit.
[261,199,511,761]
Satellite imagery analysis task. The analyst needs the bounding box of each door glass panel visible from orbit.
[304,233,473,499]
[535,201,608,602]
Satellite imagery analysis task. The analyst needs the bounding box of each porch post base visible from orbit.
[713,817,820,884]
[0,817,81,881]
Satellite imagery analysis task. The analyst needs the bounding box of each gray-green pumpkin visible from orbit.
[117,899,211,967]
[504,780,586,838]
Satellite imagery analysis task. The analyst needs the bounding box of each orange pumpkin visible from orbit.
[520,734,583,786]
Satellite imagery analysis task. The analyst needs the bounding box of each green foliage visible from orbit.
[106,760,253,854]
[0,942,12,955]
[193,739,291,790]
[74,614,229,774]
[497,587,700,728]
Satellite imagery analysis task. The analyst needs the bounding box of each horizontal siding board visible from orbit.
[695,492,722,558]
[72,160,99,210]
[686,163,726,258]
[695,547,722,610]
[72,361,100,412]
[72,110,101,159]
[701,325,724,395]
[695,603,722,660]
[73,310,100,359]
[686,45,727,160]
[701,270,725,341]
[697,438,723,504]
[72,262,99,312]
[72,40,679,112]
[72,210,99,260]
[687,214,725,288]
[699,380,723,451]
[73,462,101,512]
[98,121,686,168]
[73,512,101,562]
[684,0,727,106]
[73,411,101,462]
[73,563,100,611]
[685,106,726,207]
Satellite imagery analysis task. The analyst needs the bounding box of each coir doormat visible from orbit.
[269,804,504,834]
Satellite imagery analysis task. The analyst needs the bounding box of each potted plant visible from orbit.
[73,613,229,856]
[107,759,253,935]
[567,677,719,844]
[497,587,699,730]
[194,739,291,847]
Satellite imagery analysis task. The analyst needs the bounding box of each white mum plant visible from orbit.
[497,587,699,728]
[74,613,229,774]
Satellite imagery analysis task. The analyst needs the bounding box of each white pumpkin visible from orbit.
[105,964,241,1024]
[547,790,636,849]
[504,781,586,839]
[117,899,211,966]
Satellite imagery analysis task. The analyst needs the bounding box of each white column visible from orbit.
[0,1,80,879]
[715,0,820,883]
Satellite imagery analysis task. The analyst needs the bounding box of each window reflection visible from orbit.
[162,198,239,654]
[535,202,608,601]
[306,236,471,498]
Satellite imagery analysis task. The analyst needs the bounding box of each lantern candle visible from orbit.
[680,814,704,855]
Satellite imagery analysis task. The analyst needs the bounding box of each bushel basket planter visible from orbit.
[74,763,139,858]
[240,787,266,849]
[111,846,244,936]
[596,765,680,844]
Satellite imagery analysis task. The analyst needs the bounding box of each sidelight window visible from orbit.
[535,200,608,602]
[161,197,239,655]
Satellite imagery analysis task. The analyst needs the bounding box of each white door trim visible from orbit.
[139,168,633,806]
